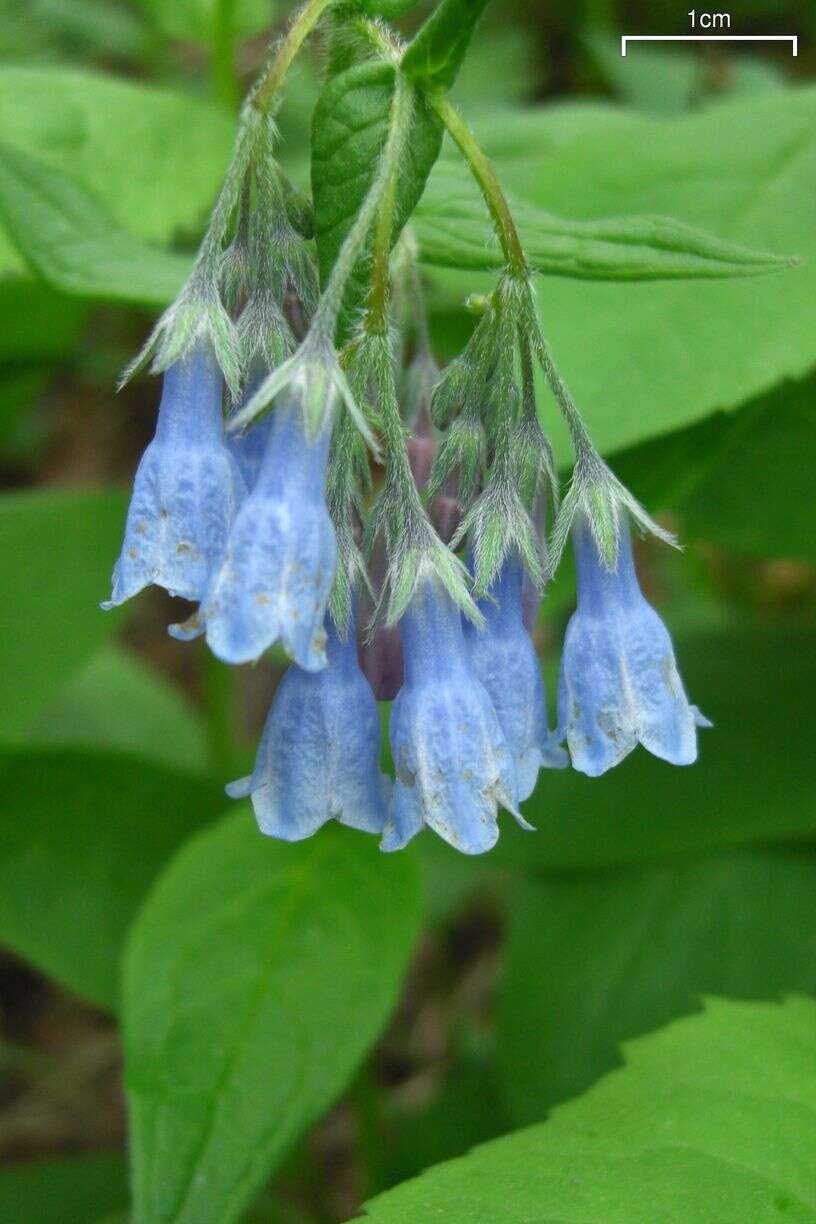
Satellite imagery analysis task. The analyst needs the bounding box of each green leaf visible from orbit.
[0,66,233,273]
[32,0,150,62]
[493,624,816,870]
[311,58,443,313]
[586,27,786,116]
[415,160,791,280]
[124,815,421,1224]
[30,644,209,775]
[402,0,490,91]
[356,997,816,1223]
[135,0,278,44]
[0,1152,128,1224]
[0,278,85,362]
[0,142,192,304]
[0,487,129,739]
[430,87,816,455]
[0,747,224,1011]
[615,373,816,562]
[450,26,537,111]
[499,848,816,1123]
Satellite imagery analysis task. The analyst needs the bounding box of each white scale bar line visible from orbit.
[621,34,798,57]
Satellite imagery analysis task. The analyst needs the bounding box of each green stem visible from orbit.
[212,0,239,113]
[404,229,432,356]
[518,325,537,424]
[195,0,332,274]
[426,91,527,279]
[366,127,404,336]
[532,327,595,459]
[313,72,415,339]
[375,345,417,502]
[253,0,336,113]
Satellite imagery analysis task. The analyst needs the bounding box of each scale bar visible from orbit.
[621,34,798,57]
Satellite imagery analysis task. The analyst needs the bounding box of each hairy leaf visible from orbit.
[0,142,192,304]
[124,815,421,1224]
[415,161,792,280]
[0,748,224,1011]
[499,848,816,1121]
[356,997,816,1223]
[311,58,442,318]
[402,0,490,91]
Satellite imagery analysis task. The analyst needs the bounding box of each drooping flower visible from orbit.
[381,580,523,856]
[171,393,336,668]
[227,612,390,840]
[558,515,710,776]
[465,554,567,801]
[103,341,245,608]
[228,412,273,489]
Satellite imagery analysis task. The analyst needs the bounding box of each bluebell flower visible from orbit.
[227,614,390,840]
[171,395,336,668]
[558,516,710,776]
[227,360,274,488]
[382,581,523,856]
[103,342,245,607]
[228,411,273,489]
[465,555,567,801]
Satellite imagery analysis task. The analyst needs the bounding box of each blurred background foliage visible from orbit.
[0,0,814,1221]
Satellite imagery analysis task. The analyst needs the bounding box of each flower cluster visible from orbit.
[105,14,709,857]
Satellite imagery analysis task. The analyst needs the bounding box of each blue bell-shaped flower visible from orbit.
[227,613,390,840]
[558,515,710,776]
[382,580,523,856]
[104,341,245,607]
[172,395,336,668]
[228,413,273,489]
[465,554,567,801]
[227,359,274,489]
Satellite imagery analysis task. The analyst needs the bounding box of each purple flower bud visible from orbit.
[406,433,435,491]
[430,495,461,546]
[357,539,404,700]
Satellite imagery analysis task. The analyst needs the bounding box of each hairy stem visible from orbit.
[313,72,415,338]
[366,122,405,335]
[253,0,336,113]
[531,327,595,459]
[427,91,527,279]
[378,352,420,507]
